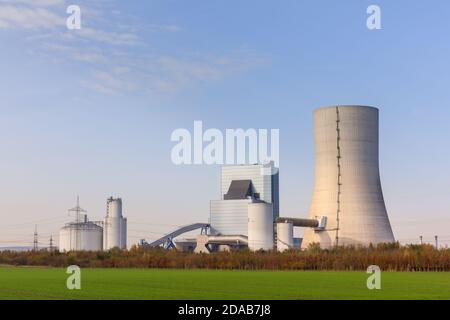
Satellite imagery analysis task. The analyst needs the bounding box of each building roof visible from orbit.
[224,179,255,200]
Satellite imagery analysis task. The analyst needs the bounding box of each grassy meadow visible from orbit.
[0,267,449,300]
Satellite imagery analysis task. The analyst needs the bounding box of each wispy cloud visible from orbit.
[75,27,140,46]
[0,0,64,6]
[81,69,136,95]
[43,43,107,63]
[80,50,266,95]
[148,24,181,33]
[0,4,64,29]
[146,50,268,93]
[0,1,141,47]
[2,0,266,96]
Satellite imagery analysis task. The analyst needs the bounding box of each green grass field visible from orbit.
[0,267,449,300]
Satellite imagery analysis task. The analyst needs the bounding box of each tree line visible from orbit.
[0,243,449,271]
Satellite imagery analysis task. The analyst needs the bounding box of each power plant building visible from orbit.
[221,163,279,218]
[135,106,396,253]
[210,163,278,236]
[210,199,253,236]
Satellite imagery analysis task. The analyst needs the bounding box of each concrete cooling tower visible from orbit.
[302,105,395,249]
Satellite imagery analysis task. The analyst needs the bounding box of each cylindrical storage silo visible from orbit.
[247,202,274,251]
[107,198,122,217]
[59,222,103,251]
[104,197,127,250]
[277,221,293,252]
[302,106,395,249]
[59,227,71,252]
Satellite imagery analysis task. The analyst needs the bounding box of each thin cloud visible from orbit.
[148,24,182,32]
[144,51,268,93]
[81,69,136,95]
[43,43,107,63]
[0,4,64,29]
[2,0,266,96]
[0,0,64,6]
[79,50,268,95]
[75,27,141,46]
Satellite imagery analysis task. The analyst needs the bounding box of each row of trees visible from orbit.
[1,243,449,271]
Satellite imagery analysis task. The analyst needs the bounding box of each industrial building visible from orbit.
[146,161,326,252]
[57,105,395,253]
[210,162,279,236]
[145,105,395,252]
[59,197,127,252]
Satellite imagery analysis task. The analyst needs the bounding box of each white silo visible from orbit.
[302,106,395,249]
[58,198,103,252]
[59,221,103,251]
[247,202,274,251]
[276,221,293,252]
[103,197,127,250]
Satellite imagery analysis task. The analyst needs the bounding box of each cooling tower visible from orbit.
[302,106,394,249]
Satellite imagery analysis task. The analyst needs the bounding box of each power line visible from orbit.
[3,216,69,228]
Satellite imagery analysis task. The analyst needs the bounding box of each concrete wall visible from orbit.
[210,199,253,235]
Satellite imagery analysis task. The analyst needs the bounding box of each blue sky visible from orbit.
[1,0,450,247]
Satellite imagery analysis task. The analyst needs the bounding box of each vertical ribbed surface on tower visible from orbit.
[302,106,395,249]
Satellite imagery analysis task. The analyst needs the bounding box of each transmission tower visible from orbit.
[33,225,38,251]
[69,196,87,223]
[68,196,87,251]
[49,234,54,252]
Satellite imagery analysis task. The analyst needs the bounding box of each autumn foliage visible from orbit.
[0,243,449,271]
